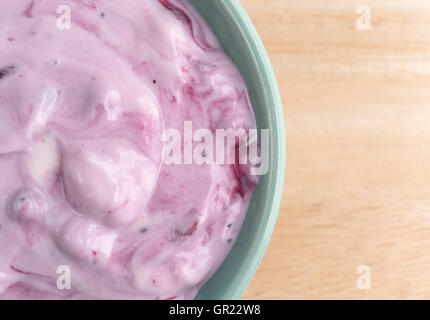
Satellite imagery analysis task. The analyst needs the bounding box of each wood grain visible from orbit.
[239,0,430,299]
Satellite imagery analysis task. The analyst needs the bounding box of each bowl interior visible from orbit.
[189,0,285,299]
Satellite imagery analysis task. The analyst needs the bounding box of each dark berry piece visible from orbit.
[0,66,16,80]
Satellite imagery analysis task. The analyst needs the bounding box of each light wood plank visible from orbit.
[240,0,430,300]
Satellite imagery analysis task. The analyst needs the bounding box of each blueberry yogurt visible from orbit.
[0,0,258,299]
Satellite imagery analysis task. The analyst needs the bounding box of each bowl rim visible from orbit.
[197,0,286,299]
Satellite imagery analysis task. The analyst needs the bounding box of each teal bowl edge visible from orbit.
[190,0,286,300]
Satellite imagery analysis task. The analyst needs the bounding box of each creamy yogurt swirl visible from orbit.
[0,0,257,299]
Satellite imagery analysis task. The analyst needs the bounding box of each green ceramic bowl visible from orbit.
[190,0,285,300]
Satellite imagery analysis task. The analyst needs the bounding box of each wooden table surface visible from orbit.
[239,0,430,299]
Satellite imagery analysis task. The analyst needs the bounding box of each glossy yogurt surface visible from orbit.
[0,0,257,299]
